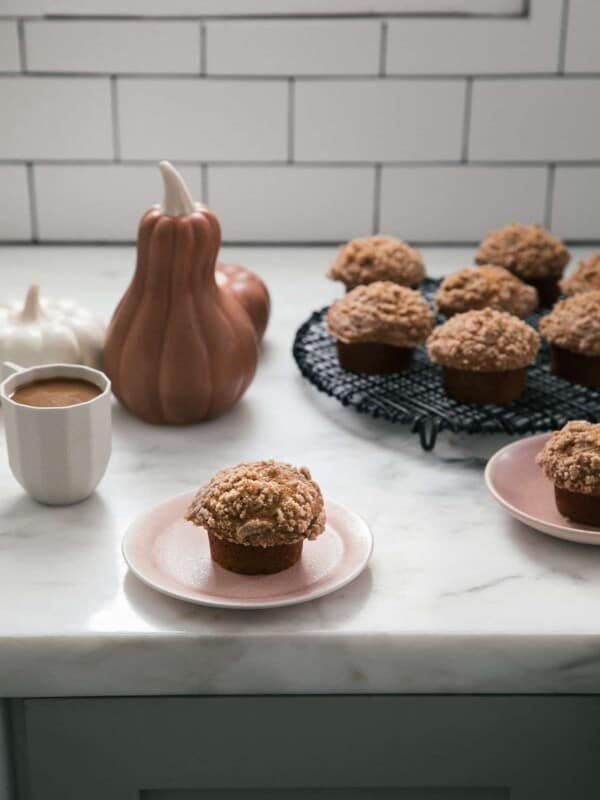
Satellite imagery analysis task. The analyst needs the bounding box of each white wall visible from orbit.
[0,0,599,244]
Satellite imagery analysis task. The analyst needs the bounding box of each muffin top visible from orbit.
[560,253,600,297]
[536,421,600,496]
[539,291,600,356]
[327,235,425,290]
[185,460,326,548]
[427,308,540,372]
[326,281,434,347]
[435,265,538,319]
[475,223,570,280]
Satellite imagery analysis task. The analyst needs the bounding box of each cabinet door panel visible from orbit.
[16,696,600,800]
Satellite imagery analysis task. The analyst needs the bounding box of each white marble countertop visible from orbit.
[2,244,600,697]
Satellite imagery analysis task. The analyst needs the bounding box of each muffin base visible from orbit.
[336,340,413,374]
[549,344,600,387]
[527,275,560,307]
[208,532,303,575]
[442,366,526,404]
[555,486,600,527]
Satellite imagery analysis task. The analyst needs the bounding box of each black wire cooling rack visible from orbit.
[292,278,600,451]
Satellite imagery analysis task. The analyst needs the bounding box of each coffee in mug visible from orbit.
[11,378,101,408]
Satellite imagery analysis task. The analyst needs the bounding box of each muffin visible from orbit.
[327,235,425,291]
[475,223,570,307]
[560,253,600,297]
[426,308,540,404]
[185,460,326,575]
[435,265,538,319]
[326,281,434,374]
[538,291,600,387]
[537,421,600,526]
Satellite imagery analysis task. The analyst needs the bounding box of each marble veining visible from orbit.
[1,245,600,696]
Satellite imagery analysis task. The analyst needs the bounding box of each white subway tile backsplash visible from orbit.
[0,166,32,240]
[0,77,112,160]
[208,166,374,241]
[551,167,600,241]
[0,21,20,71]
[380,166,547,242]
[118,79,287,161]
[34,164,203,240]
[0,7,598,244]
[564,0,600,73]
[25,21,201,74]
[469,79,600,161]
[295,80,466,162]
[386,0,562,75]
[206,20,380,76]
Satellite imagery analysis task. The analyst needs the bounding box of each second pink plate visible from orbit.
[485,433,600,545]
[122,491,373,609]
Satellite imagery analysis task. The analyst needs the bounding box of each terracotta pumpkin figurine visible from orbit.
[216,262,270,343]
[103,161,259,424]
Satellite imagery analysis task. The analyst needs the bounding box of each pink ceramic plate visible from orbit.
[485,433,600,545]
[122,491,373,609]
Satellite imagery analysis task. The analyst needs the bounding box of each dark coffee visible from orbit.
[11,378,101,408]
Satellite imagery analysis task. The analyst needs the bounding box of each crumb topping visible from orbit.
[426,308,539,372]
[327,235,425,290]
[539,291,600,356]
[475,223,570,280]
[560,253,600,296]
[537,421,600,495]
[326,281,434,347]
[185,460,326,548]
[435,265,538,319]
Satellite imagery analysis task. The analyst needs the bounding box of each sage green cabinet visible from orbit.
[10,696,600,799]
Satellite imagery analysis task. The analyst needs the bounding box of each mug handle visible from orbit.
[1,362,23,380]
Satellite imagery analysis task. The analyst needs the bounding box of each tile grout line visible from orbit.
[199,22,207,75]
[287,78,295,163]
[557,0,570,74]
[26,162,38,242]
[461,77,473,163]
[201,163,209,204]
[372,163,382,234]
[17,18,27,71]
[3,70,600,80]
[110,76,121,160]
[379,20,388,76]
[3,159,600,168]
[545,163,556,229]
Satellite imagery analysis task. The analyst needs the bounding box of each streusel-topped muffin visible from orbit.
[537,421,600,525]
[327,235,425,291]
[326,281,434,373]
[186,460,326,574]
[435,265,538,319]
[539,291,600,387]
[427,308,539,404]
[560,253,600,297]
[475,223,569,306]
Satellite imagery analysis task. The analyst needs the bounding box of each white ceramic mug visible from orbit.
[0,362,112,505]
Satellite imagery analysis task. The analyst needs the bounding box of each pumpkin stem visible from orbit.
[20,284,42,321]
[159,161,195,217]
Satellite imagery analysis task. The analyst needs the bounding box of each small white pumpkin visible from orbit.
[0,285,106,369]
